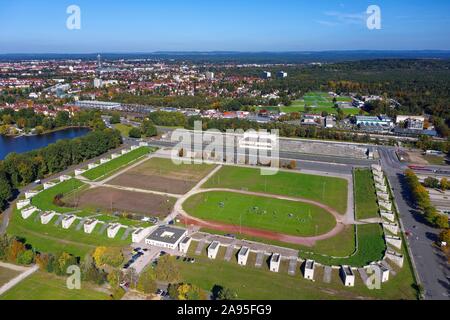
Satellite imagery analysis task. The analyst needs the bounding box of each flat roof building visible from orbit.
[238,246,250,266]
[340,265,355,287]
[145,226,188,250]
[270,254,281,272]
[304,260,315,281]
[208,241,220,260]
[179,236,192,254]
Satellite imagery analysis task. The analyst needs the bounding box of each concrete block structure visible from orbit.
[179,236,192,254]
[25,190,40,199]
[375,263,390,283]
[107,224,122,238]
[238,247,250,266]
[386,235,402,249]
[132,228,151,243]
[121,149,129,155]
[386,250,404,268]
[88,163,99,170]
[208,241,220,259]
[380,210,395,222]
[62,215,77,229]
[304,260,315,280]
[84,219,99,234]
[340,265,355,287]
[139,142,149,147]
[100,158,110,164]
[59,175,72,182]
[371,164,382,172]
[383,222,399,235]
[21,206,38,219]
[43,181,57,190]
[16,199,31,210]
[111,153,120,159]
[40,211,57,224]
[131,145,138,150]
[377,192,390,201]
[270,254,281,272]
[74,169,86,176]
[379,201,392,211]
[376,184,388,193]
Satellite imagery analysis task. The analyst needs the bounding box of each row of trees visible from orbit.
[0,128,122,209]
[423,177,449,191]
[404,169,449,229]
[0,108,106,135]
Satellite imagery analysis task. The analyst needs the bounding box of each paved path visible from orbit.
[0,263,39,296]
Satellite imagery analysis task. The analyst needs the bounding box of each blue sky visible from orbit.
[0,0,449,53]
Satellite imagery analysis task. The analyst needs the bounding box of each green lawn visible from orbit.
[113,123,133,137]
[354,169,380,220]
[183,191,336,237]
[176,239,416,300]
[82,146,152,181]
[0,271,110,300]
[0,267,21,286]
[203,166,348,215]
[423,155,447,165]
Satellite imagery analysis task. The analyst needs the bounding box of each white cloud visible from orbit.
[317,10,366,27]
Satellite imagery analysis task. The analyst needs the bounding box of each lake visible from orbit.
[0,127,90,160]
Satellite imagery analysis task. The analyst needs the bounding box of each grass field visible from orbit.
[0,272,110,300]
[175,240,416,300]
[0,267,21,286]
[354,169,380,220]
[109,157,217,194]
[203,166,348,215]
[82,146,152,181]
[183,191,336,237]
[113,123,133,137]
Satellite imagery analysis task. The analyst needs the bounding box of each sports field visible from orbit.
[65,186,176,217]
[82,146,152,181]
[109,157,216,194]
[183,191,336,237]
[203,166,348,214]
[279,92,360,115]
[0,272,110,300]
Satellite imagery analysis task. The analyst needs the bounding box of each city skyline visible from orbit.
[1,0,450,53]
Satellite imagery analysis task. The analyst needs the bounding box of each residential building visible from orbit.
[145,226,188,250]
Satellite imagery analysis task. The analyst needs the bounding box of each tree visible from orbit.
[155,255,180,283]
[53,252,77,276]
[107,268,123,289]
[92,247,124,267]
[7,239,26,263]
[441,178,449,191]
[137,268,157,294]
[439,229,450,244]
[170,283,207,300]
[434,215,449,229]
[110,112,121,124]
[129,127,142,139]
[141,120,157,137]
[217,287,238,300]
[0,235,12,261]
[17,250,34,265]
[423,177,440,189]
[0,171,12,208]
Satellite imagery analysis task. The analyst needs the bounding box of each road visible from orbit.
[378,147,449,300]
[1,131,448,299]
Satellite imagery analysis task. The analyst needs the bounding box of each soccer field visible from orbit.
[203,166,348,214]
[183,191,337,237]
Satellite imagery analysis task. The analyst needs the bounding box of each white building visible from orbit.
[238,247,250,266]
[379,201,392,211]
[205,71,215,80]
[62,215,77,229]
[131,145,139,150]
[74,169,86,176]
[132,228,151,243]
[381,210,396,222]
[386,250,404,268]
[59,175,72,182]
[43,181,57,190]
[139,142,149,147]
[377,191,390,201]
[107,224,122,239]
[16,199,31,210]
[24,190,40,199]
[270,253,281,272]
[276,71,288,78]
[383,222,399,235]
[100,158,110,164]
[179,236,192,254]
[21,206,38,219]
[304,260,315,280]
[40,211,57,225]
[261,71,272,79]
[111,153,120,159]
[340,265,355,287]
[88,163,99,170]
[93,78,103,88]
[121,149,130,155]
[84,219,99,234]
[208,241,220,259]
[386,235,402,249]
[145,226,188,250]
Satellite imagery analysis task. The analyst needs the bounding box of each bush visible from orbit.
[129,127,142,139]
